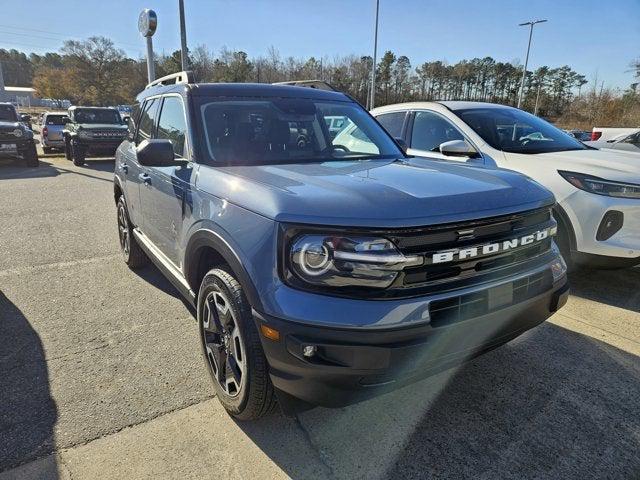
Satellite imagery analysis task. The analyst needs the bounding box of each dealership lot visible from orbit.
[1,153,639,479]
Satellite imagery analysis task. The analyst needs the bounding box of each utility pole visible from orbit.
[534,82,542,115]
[368,0,380,110]
[517,19,547,109]
[178,0,189,71]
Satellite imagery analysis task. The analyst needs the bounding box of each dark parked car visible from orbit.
[114,72,569,420]
[63,106,128,166]
[0,103,38,167]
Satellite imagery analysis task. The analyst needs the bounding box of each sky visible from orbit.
[2,0,639,90]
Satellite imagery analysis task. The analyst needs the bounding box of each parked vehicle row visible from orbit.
[369,102,640,269]
[113,72,569,420]
[590,126,640,142]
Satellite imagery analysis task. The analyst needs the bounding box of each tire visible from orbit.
[197,269,276,420]
[71,139,85,166]
[64,136,72,160]
[43,146,53,155]
[116,196,148,268]
[23,141,39,167]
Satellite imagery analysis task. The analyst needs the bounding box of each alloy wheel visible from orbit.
[117,204,130,257]
[202,289,246,397]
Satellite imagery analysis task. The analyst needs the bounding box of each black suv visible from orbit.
[63,106,128,166]
[114,71,569,419]
[0,103,38,167]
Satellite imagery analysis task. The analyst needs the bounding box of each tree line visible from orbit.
[1,36,638,127]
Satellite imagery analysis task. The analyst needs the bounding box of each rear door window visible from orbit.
[376,112,406,138]
[135,98,159,145]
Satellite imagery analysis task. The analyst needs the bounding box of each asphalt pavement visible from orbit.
[0,152,638,479]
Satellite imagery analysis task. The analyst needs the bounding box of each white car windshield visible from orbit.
[453,106,586,154]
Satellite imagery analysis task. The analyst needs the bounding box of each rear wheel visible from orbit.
[23,141,39,167]
[198,269,276,420]
[116,195,147,268]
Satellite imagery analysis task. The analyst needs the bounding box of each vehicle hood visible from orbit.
[535,149,640,183]
[204,157,554,228]
[0,121,22,130]
[77,123,127,131]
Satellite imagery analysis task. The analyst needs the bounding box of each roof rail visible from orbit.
[146,70,195,89]
[273,80,337,92]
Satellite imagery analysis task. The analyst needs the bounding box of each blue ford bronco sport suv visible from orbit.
[114,71,569,420]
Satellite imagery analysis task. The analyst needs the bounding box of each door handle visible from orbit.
[121,163,129,174]
[138,173,151,186]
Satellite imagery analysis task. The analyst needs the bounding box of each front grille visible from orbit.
[429,269,552,327]
[0,131,18,141]
[387,207,556,295]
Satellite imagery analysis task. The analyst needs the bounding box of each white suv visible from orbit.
[370,101,640,269]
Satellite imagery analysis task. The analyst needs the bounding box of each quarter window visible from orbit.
[411,111,464,152]
[157,97,187,157]
[136,98,159,145]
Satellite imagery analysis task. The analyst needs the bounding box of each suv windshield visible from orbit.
[75,108,121,124]
[452,106,586,154]
[0,105,18,122]
[197,97,402,165]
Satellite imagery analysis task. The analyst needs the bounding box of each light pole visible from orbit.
[178,0,189,71]
[368,0,380,110]
[517,19,547,109]
[138,9,158,83]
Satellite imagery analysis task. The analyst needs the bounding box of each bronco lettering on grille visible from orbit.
[432,228,553,264]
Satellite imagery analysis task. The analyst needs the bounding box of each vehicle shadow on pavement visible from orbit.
[238,322,639,480]
[0,160,60,181]
[132,265,196,315]
[570,267,640,314]
[82,159,115,174]
[0,292,58,477]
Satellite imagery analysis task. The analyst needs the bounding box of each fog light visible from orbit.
[550,245,567,282]
[302,345,317,358]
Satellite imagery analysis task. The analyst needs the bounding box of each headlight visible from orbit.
[286,233,422,290]
[78,130,92,138]
[12,128,23,137]
[559,170,640,199]
[550,243,567,282]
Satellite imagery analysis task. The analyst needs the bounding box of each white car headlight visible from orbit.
[559,170,640,199]
[12,128,23,137]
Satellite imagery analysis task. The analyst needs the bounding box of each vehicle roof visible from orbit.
[0,102,15,107]
[68,105,119,111]
[138,82,351,103]
[371,100,519,114]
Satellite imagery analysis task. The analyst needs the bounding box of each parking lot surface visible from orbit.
[1,153,639,480]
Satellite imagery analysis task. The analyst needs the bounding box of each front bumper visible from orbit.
[0,139,33,158]
[76,139,124,155]
[256,271,569,409]
[561,190,640,264]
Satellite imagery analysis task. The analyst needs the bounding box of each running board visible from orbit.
[133,228,196,307]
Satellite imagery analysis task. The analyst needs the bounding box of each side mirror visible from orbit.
[395,137,408,154]
[136,139,177,167]
[439,139,479,158]
[20,114,31,122]
[63,117,71,124]
[121,116,130,125]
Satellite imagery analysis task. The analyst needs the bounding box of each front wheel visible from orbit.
[23,141,39,167]
[197,269,276,420]
[71,139,85,166]
[64,136,72,160]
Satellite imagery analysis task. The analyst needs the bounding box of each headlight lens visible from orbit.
[12,128,23,137]
[550,243,567,282]
[287,234,422,290]
[559,170,640,199]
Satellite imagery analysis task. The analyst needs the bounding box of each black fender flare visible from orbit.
[184,229,263,311]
